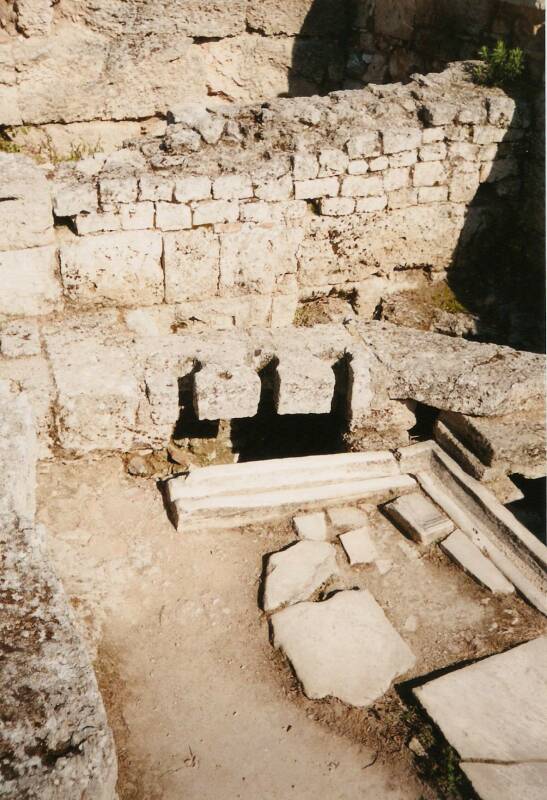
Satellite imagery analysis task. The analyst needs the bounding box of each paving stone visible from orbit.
[327,506,369,532]
[414,636,547,762]
[339,528,379,565]
[441,529,514,594]
[272,590,416,707]
[384,491,454,545]
[292,512,329,541]
[262,541,338,613]
[461,762,547,800]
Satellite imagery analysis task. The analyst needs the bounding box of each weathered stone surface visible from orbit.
[275,354,335,415]
[0,383,117,799]
[414,636,547,761]
[0,318,41,358]
[440,529,514,593]
[327,506,369,531]
[340,527,379,565]
[272,590,416,706]
[193,362,261,420]
[164,228,220,303]
[0,154,53,250]
[0,246,61,317]
[60,231,163,307]
[262,541,338,612]
[219,227,302,297]
[353,321,546,416]
[461,762,547,800]
[293,511,329,541]
[384,492,454,545]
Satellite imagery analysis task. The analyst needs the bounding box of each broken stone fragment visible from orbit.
[262,541,338,613]
[272,590,416,707]
[193,362,261,421]
[440,529,514,594]
[339,527,378,565]
[292,511,329,541]
[384,491,454,545]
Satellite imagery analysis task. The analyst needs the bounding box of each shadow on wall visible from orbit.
[447,71,546,353]
[286,0,353,96]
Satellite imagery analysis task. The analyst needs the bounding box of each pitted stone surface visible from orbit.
[275,354,335,415]
[272,590,416,707]
[262,540,338,613]
[193,362,261,420]
[293,511,329,541]
[340,527,379,565]
[414,636,547,762]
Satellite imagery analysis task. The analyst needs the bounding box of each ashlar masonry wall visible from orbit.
[0,64,529,331]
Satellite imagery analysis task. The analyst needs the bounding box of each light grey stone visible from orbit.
[384,492,454,545]
[0,319,41,358]
[0,246,61,317]
[293,511,329,541]
[275,354,335,415]
[155,201,192,231]
[164,228,220,303]
[193,362,261,420]
[272,590,416,706]
[441,529,514,594]
[414,636,547,761]
[461,762,547,800]
[0,154,53,250]
[262,540,338,613]
[340,527,379,565]
[327,506,369,532]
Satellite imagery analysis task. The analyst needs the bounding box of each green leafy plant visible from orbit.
[473,40,524,87]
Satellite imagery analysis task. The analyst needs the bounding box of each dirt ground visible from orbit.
[37,456,546,800]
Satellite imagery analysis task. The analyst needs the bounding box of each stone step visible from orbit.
[168,450,399,502]
[171,473,417,532]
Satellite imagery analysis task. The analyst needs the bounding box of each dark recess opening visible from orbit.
[507,475,547,545]
[408,403,440,442]
[230,357,349,462]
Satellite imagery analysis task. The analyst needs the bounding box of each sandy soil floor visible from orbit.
[37,456,546,800]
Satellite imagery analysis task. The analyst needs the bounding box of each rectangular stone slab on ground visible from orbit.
[461,762,547,800]
[413,636,547,762]
[440,529,514,594]
[383,491,454,545]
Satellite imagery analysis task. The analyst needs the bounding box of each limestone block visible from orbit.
[253,174,293,202]
[356,195,388,212]
[0,319,41,358]
[346,133,381,159]
[164,228,220,303]
[120,202,155,230]
[275,354,335,415]
[0,246,61,317]
[340,527,379,565]
[389,149,418,167]
[487,94,516,126]
[383,168,409,191]
[270,293,298,327]
[213,174,253,200]
[193,362,261,420]
[294,177,339,200]
[59,231,163,307]
[139,174,174,202]
[15,0,53,37]
[480,158,519,183]
[421,102,457,126]
[53,180,98,218]
[174,176,212,203]
[0,356,55,459]
[155,202,192,231]
[413,161,447,187]
[448,142,480,161]
[414,637,547,762]
[48,340,142,453]
[348,160,370,175]
[440,529,514,594]
[0,154,53,250]
[293,511,329,541]
[449,172,480,202]
[384,492,454,545]
[167,105,225,145]
[422,128,445,143]
[262,541,338,612]
[99,175,138,205]
[472,126,506,145]
[240,201,275,223]
[75,211,121,235]
[193,200,238,226]
[219,227,301,297]
[293,154,319,181]
[368,156,389,171]
[419,142,447,162]
[272,590,416,707]
[320,197,355,216]
[383,129,422,155]
[374,0,416,41]
[341,175,383,197]
[462,763,547,800]
[418,186,448,203]
[318,148,349,176]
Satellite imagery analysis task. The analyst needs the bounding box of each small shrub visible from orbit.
[473,40,524,87]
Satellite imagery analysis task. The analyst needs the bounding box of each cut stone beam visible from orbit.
[275,354,335,415]
[272,590,416,707]
[440,529,514,594]
[414,636,547,762]
[193,362,261,420]
[383,491,454,545]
